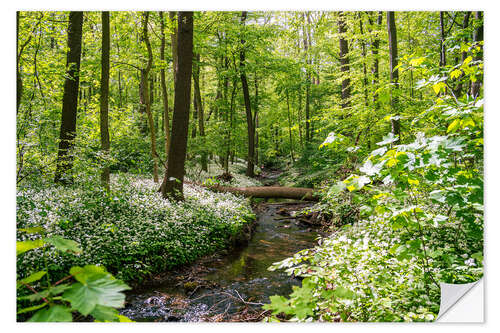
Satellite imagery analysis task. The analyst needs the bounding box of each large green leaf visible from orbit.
[17,270,46,289]
[263,295,291,315]
[90,305,119,322]
[17,303,48,315]
[62,272,130,315]
[70,265,107,284]
[28,305,73,322]
[45,236,81,254]
[16,239,45,255]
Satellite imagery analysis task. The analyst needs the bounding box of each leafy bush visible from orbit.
[264,93,483,321]
[17,174,255,284]
[17,232,132,322]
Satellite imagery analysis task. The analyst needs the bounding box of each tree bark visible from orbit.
[193,53,207,171]
[302,13,311,142]
[142,12,159,183]
[286,89,295,163]
[169,11,178,88]
[338,11,351,110]
[239,11,255,178]
[358,13,368,106]
[470,11,483,98]
[368,11,383,106]
[100,11,111,191]
[162,11,194,201]
[439,11,447,67]
[54,11,84,184]
[387,11,400,143]
[159,11,171,159]
[455,11,471,97]
[205,184,318,201]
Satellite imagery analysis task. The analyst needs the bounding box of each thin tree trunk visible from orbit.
[368,11,383,106]
[142,12,159,183]
[193,53,207,171]
[159,11,171,160]
[387,11,400,143]
[439,11,447,67]
[470,11,483,98]
[162,11,194,201]
[358,13,368,106]
[100,11,111,191]
[239,11,255,178]
[286,89,295,163]
[170,11,178,88]
[54,11,84,184]
[455,11,471,97]
[303,13,311,142]
[338,11,351,111]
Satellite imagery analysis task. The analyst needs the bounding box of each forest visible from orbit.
[16,10,483,322]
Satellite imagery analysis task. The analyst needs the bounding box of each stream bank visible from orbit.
[120,199,323,322]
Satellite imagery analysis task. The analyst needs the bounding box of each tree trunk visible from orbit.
[170,11,178,88]
[100,11,111,191]
[16,12,22,113]
[240,11,255,178]
[470,11,483,98]
[302,13,311,142]
[286,89,295,163]
[159,11,171,159]
[142,12,159,183]
[338,11,351,110]
[205,184,318,201]
[193,53,207,171]
[439,11,447,67]
[162,11,194,201]
[54,11,84,184]
[368,11,383,106]
[358,13,368,106]
[387,11,400,143]
[455,11,471,97]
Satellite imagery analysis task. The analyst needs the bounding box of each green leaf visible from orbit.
[117,314,133,322]
[17,271,47,289]
[90,305,119,322]
[16,239,45,255]
[376,133,399,146]
[28,305,73,322]
[45,236,81,254]
[17,303,48,315]
[447,119,461,133]
[70,265,108,284]
[333,286,356,299]
[18,227,45,234]
[62,272,130,316]
[263,295,291,315]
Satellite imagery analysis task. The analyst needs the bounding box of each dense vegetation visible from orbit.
[16,10,483,322]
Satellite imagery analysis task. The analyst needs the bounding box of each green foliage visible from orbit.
[16,231,131,322]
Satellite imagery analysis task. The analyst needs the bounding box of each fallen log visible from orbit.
[206,185,319,201]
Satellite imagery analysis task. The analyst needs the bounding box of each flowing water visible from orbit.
[120,199,321,322]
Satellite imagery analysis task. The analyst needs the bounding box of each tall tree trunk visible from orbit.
[439,11,447,67]
[142,12,159,183]
[470,11,483,98]
[286,89,295,163]
[338,11,351,110]
[387,11,400,143]
[239,11,255,178]
[100,11,111,191]
[159,11,171,160]
[162,11,194,201]
[16,12,22,113]
[368,11,383,106]
[358,13,368,106]
[455,11,471,97]
[253,74,259,168]
[54,11,84,184]
[170,11,178,88]
[302,13,311,143]
[193,53,207,171]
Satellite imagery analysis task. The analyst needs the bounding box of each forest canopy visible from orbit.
[16,10,483,322]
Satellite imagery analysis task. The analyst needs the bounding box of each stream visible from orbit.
[120,172,322,322]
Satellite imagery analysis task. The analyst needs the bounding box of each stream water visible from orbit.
[120,177,321,322]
